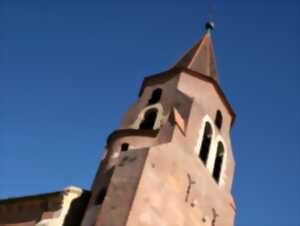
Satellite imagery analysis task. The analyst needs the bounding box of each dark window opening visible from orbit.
[148,88,162,105]
[199,122,213,165]
[212,142,224,183]
[121,143,129,152]
[215,110,223,130]
[139,109,158,130]
[95,187,108,205]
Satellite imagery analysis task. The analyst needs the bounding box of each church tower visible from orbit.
[81,22,237,226]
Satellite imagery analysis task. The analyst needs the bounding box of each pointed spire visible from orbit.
[174,21,218,82]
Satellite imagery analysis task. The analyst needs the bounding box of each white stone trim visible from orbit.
[131,103,164,130]
[206,135,218,174]
[112,152,120,159]
[194,115,227,187]
[35,186,83,226]
[210,136,227,187]
[194,115,215,162]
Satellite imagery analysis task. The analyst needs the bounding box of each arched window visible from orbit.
[148,88,162,105]
[215,110,223,130]
[121,143,129,152]
[139,109,158,130]
[199,122,213,165]
[213,142,225,183]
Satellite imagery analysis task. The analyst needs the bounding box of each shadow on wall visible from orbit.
[63,191,91,226]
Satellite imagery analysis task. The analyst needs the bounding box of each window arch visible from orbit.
[139,109,158,130]
[212,142,225,183]
[148,88,162,105]
[215,110,223,130]
[199,122,213,165]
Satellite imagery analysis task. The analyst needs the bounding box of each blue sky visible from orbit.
[1,0,299,225]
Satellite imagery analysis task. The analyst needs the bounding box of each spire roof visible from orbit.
[174,23,218,82]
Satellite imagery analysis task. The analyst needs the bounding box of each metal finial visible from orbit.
[205,21,215,32]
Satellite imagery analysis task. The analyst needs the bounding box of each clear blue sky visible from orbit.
[1,0,299,225]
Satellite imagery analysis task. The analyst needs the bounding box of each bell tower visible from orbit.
[81,22,237,226]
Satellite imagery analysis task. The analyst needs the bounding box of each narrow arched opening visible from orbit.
[148,88,162,105]
[139,109,158,130]
[213,142,225,184]
[199,122,213,165]
[121,143,129,152]
[215,110,223,130]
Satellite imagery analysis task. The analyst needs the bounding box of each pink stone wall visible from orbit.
[127,141,235,226]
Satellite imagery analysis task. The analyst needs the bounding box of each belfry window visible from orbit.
[148,88,162,105]
[121,143,129,152]
[199,122,213,165]
[139,109,158,130]
[213,142,225,184]
[215,110,223,130]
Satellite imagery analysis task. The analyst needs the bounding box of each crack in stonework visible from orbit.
[211,208,219,226]
[185,173,196,202]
